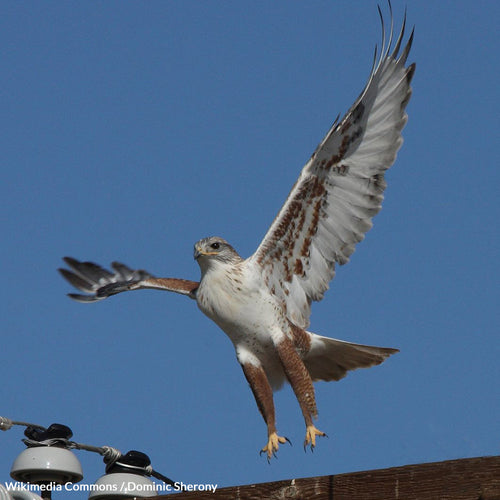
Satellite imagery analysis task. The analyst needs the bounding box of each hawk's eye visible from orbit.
[211,242,220,250]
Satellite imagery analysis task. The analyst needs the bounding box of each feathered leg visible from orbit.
[240,362,289,459]
[275,336,326,450]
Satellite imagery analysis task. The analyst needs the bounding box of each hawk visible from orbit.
[60,7,415,459]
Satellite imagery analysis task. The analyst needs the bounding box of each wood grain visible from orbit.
[141,456,500,500]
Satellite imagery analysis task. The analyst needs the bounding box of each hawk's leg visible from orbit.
[240,361,289,459]
[275,337,326,450]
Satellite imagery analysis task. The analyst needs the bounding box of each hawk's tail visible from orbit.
[302,333,398,383]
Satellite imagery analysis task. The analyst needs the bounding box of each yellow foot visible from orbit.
[304,425,327,451]
[260,432,290,460]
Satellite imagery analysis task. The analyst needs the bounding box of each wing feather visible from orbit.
[59,257,198,302]
[249,8,415,328]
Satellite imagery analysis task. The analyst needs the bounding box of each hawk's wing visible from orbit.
[59,257,198,302]
[249,10,415,329]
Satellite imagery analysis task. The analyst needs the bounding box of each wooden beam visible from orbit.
[145,456,500,499]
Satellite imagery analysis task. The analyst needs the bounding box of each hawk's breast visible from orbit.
[196,262,284,348]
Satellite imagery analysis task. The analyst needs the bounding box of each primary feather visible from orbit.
[251,16,415,329]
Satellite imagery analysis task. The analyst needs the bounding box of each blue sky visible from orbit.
[1,1,499,497]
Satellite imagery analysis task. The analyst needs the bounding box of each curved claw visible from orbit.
[303,425,327,452]
[260,432,290,461]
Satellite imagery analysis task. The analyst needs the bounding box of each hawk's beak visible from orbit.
[194,245,218,259]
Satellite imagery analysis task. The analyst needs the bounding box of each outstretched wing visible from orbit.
[249,9,415,329]
[59,257,198,302]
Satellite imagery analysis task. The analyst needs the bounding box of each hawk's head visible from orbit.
[194,236,242,273]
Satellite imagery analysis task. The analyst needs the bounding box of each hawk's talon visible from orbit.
[260,432,289,460]
[304,425,326,451]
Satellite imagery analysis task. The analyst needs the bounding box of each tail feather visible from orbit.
[302,333,398,382]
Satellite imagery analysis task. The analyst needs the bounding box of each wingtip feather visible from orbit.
[67,293,103,303]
